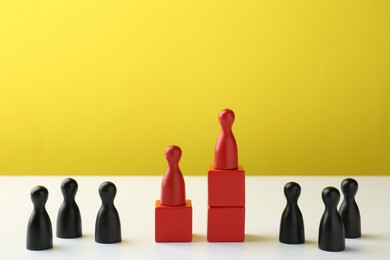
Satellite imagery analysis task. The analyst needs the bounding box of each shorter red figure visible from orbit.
[214,109,238,170]
[160,145,186,206]
[155,145,192,242]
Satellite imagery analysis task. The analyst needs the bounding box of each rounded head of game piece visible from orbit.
[322,186,340,208]
[218,109,235,131]
[341,178,358,197]
[31,185,48,207]
[99,181,117,204]
[165,145,182,167]
[61,178,78,198]
[284,182,301,202]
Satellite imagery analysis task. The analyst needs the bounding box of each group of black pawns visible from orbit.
[280,178,361,252]
[27,177,360,252]
[27,179,122,250]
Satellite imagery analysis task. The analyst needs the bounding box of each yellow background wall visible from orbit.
[0,1,389,175]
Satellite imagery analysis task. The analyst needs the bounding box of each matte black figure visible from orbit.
[56,178,82,238]
[319,187,345,252]
[26,186,53,250]
[339,178,361,238]
[95,181,122,243]
[279,182,305,244]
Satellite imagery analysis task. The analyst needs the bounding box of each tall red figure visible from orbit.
[214,109,238,170]
[160,145,186,206]
[208,108,245,242]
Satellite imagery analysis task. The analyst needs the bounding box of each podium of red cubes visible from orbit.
[155,109,244,242]
[207,109,245,242]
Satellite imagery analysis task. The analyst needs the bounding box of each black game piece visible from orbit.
[95,181,122,243]
[56,178,82,238]
[318,187,345,252]
[279,182,305,244]
[339,178,361,238]
[26,186,53,250]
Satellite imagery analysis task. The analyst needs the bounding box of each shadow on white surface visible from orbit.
[360,233,387,240]
[245,234,275,243]
[304,239,316,245]
[192,234,206,242]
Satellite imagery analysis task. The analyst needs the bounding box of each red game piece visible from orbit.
[214,109,238,170]
[155,145,192,242]
[155,200,192,242]
[160,145,186,206]
[208,166,245,207]
[207,206,245,242]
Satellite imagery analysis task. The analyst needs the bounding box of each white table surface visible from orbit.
[1,176,389,259]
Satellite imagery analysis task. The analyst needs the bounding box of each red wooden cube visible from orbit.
[155,200,192,242]
[208,166,245,207]
[207,206,245,242]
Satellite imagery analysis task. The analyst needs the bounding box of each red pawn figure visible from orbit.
[160,145,186,206]
[214,109,238,170]
[155,145,192,242]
